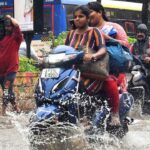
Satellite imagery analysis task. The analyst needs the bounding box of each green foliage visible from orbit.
[19,56,39,72]
[50,32,140,47]
[128,37,137,44]
[51,32,139,46]
[53,32,68,47]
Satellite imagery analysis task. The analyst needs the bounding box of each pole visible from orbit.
[24,31,34,58]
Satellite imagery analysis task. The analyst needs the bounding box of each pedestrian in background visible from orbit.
[0,15,23,115]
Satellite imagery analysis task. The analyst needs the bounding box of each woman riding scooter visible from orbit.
[65,5,121,126]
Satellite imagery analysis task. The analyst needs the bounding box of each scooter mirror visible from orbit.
[132,65,141,71]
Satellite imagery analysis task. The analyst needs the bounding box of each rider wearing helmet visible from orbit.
[130,23,150,87]
[130,23,150,56]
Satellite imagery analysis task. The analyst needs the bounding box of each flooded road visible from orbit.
[0,110,150,150]
[122,118,150,150]
[0,113,30,150]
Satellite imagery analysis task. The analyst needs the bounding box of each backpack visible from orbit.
[106,40,133,74]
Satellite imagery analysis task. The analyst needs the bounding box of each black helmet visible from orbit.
[137,23,148,33]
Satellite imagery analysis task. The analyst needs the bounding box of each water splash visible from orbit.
[1,92,150,150]
[7,112,31,147]
[0,111,31,150]
[28,120,89,150]
[1,111,150,150]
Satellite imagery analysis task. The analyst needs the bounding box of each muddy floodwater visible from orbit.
[0,108,150,150]
[1,66,150,149]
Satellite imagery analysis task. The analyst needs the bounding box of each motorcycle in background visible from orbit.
[29,45,134,139]
[127,54,150,114]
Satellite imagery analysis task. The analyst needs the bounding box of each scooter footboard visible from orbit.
[34,104,60,122]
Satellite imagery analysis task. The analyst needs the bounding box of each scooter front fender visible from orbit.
[35,104,60,121]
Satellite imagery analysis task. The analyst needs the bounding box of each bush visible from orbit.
[53,32,68,47]
[19,56,39,72]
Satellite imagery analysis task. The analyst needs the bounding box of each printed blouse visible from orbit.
[65,27,105,51]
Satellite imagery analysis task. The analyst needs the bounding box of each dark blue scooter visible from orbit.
[30,45,134,138]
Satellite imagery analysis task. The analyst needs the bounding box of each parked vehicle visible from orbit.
[29,45,134,139]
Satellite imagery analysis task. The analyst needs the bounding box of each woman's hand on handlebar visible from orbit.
[83,54,96,62]
[83,54,92,62]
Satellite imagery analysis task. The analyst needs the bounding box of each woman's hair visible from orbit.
[4,18,13,27]
[87,2,108,21]
[73,5,90,19]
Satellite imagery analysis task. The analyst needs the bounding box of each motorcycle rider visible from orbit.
[130,24,150,56]
[87,2,130,126]
[130,23,150,87]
